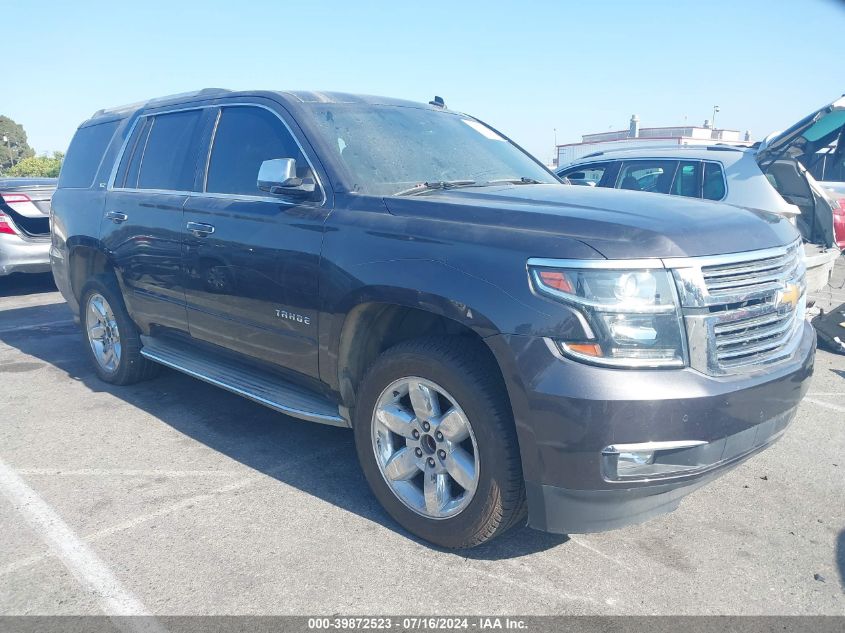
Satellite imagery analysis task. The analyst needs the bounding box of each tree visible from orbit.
[7,152,64,178]
[0,115,35,173]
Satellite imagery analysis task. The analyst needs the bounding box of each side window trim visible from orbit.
[201,108,222,194]
[130,118,154,189]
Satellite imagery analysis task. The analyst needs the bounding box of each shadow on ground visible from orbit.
[0,272,56,298]
[0,301,568,560]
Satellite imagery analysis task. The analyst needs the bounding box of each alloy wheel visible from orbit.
[371,377,480,519]
[86,293,122,373]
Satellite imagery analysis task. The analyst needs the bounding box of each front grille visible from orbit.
[713,308,799,368]
[672,240,806,375]
[701,242,802,299]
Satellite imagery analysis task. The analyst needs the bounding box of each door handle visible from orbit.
[105,210,128,223]
[186,221,215,237]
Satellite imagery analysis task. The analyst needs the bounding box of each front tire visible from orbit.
[354,336,526,548]
[80,274,159,385]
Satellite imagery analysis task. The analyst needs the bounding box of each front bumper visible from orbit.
[0,232,51,276]
[485,321,816,534]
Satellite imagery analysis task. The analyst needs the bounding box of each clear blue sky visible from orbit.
[3,0,843,163]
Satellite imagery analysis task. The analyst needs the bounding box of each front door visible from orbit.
[101,109,206,333]
[182,103,329,379]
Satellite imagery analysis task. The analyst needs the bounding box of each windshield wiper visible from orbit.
[486,177,544,185]
[394,180,477,196]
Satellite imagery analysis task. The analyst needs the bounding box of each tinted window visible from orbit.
[617,160,678,194]
[113,118,152,189]
[671,161,701,198]
[702,162,726,200]
[58,120,119,188]
[206,107,310,196]
[559,163,608,186]
[136,110,203,191]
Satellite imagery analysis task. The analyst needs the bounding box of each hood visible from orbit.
[757,96,845,167]
[383,184,799,260]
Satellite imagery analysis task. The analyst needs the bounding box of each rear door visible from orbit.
[102,108,207,333]
[615,160,679,193]
[182,101,329,379]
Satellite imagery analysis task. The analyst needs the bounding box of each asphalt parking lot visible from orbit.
[0,268,843,616]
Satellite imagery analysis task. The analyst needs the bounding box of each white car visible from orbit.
[558,97,845,292]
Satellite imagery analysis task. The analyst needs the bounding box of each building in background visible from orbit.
[555,115,752,167]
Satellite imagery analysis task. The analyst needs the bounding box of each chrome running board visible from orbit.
[140,335,347,427]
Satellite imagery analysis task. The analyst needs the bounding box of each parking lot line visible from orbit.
[0,319,75,334]
[15,468,242,477]
[803,397,845,413]
[0,457,162,629]
[0,445,346,580]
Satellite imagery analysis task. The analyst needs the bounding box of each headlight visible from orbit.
[528,261,687,368]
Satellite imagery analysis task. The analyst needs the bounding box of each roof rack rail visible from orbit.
[91,88,231,118]
[581,151,604,158]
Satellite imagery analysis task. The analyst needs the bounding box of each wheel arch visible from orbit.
[332,296,504,414]
[66,238,119,305]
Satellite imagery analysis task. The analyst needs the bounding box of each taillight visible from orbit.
[0,212,17,235]
[1,193,32,204]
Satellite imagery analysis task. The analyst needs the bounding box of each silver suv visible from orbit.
[558,97,845,292]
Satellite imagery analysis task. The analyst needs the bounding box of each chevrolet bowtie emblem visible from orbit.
[776,283,801,311]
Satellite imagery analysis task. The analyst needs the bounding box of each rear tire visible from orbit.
[80,274,159,385]
[354,336,526,548]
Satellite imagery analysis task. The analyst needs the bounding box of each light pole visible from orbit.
[2,135,13,170]
[712,105,720,130]
[553,128,558,166]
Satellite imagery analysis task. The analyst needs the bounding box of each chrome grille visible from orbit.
[713,308,799,368]
[670,240,806,375]
[701,243,802,299]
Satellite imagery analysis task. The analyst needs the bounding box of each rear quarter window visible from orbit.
[58,120,120,189]
[702,162,726,200]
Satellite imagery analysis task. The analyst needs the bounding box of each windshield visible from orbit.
[302,103,557,195]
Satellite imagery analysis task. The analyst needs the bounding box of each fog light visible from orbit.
[602,440,709,481]
[616,450,654,474]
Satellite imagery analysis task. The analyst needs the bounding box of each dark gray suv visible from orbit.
[50,89,815,547]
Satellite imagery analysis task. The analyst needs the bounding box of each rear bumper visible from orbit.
[804,244,840,293]
[0,233,51,276]
[485,321,816,534]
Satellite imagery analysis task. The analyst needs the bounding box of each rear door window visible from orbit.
[113,118,152,189]
[58,120,120,188]
[702,162,726,200]
[617,160,678,194]
[205,106,311,196]
[136,110,204,191]
[671,161,701,198]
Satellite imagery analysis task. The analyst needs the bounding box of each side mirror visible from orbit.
[257,158,315,196]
